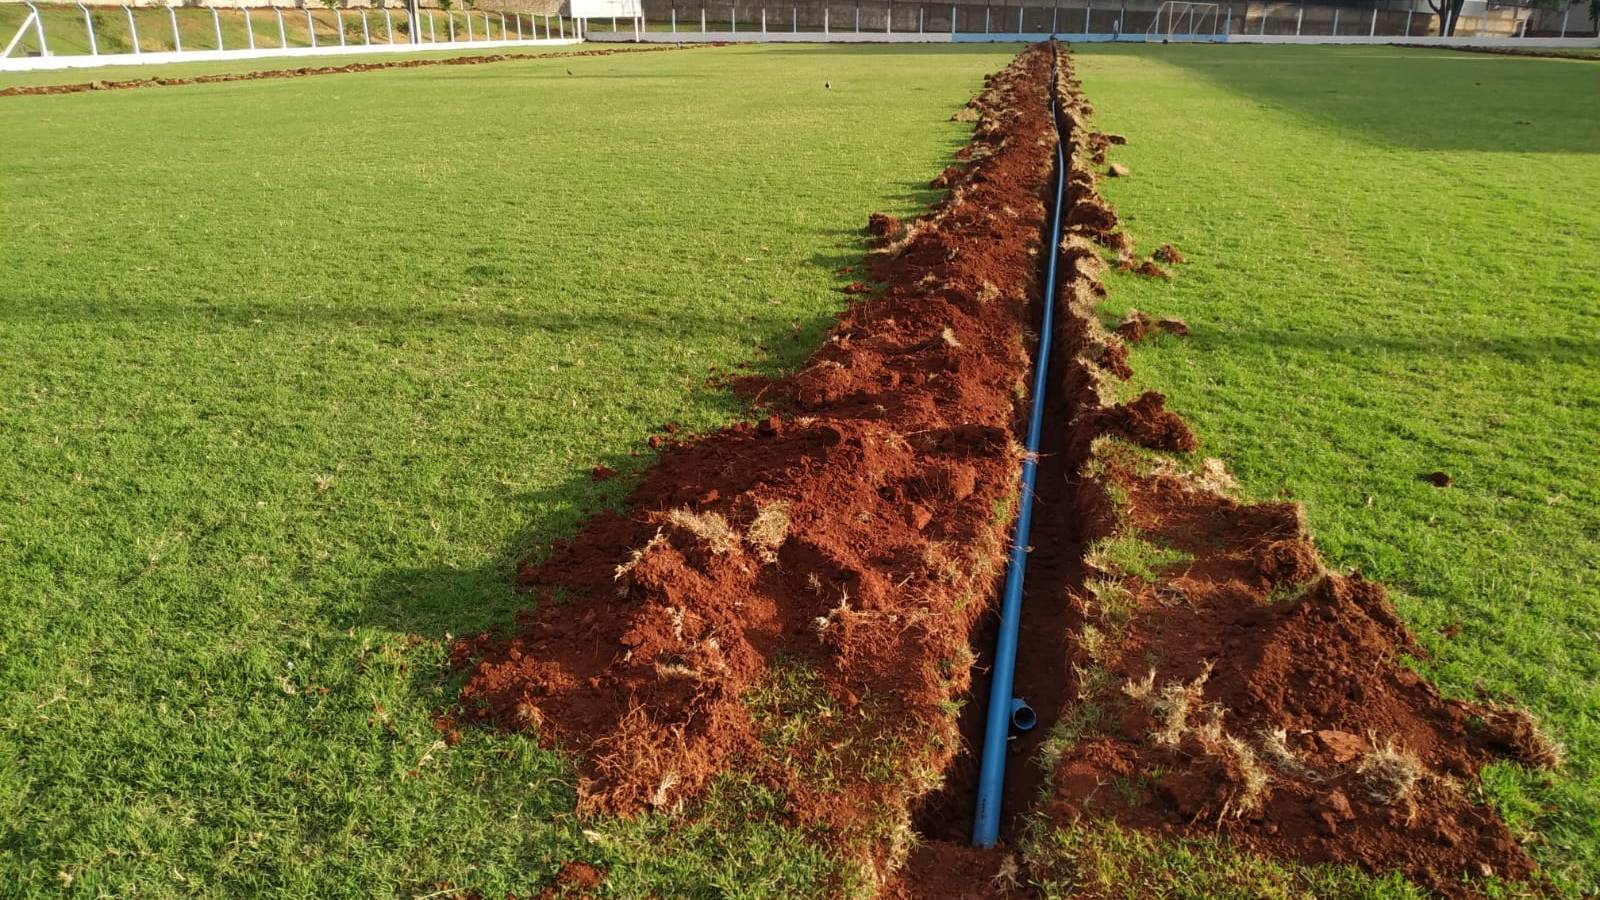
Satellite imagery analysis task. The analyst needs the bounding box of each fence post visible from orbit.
[1223,3,1230,37]
[951,4,955,33]
[672,7,676,31]
[336,9,346,46]
[123,5,141,53]
[887,2,892,32]
[825,5,829,32]
[213,5,226,49]
[246,6,258,48]
[435,9,442,43]
[794,5,797,31]
[855,4,860,31]
[1331,8,1337,35]
[702,6,707,31]
[168,4,181,52]
[466,9,474,40]
[1016,6,1022,33]
[1084,0,1090,32]
[1404,8,1411,35]
[984,5,989,32]
[1295,5,1302,34]
[77,2,97,55]
[500,12,507,38]
[732,5,736,32]
[1369,7,1375,35]
[307,8,318,47]
[762,6,767,32]
[1558,6,1568,37]
[919,6,923,31]
[277,7,287,46]
[361,9,370,44]
[1258,7,1265,34]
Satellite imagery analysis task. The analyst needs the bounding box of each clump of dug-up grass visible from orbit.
[745,502,792,563]
[1356,737,1424,807]
[1123,661,1214,748]
[665,507,742,555]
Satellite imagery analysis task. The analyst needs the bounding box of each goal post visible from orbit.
[1145,1,1222,39]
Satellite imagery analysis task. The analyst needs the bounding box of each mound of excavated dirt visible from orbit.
[1019,51,1553,900]
[451,45,1064,883]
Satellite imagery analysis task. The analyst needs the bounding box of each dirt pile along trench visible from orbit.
[450,41,1553,897]
[1000,48,1552,899]
[452,44,1062,886]
[0,43,719,98]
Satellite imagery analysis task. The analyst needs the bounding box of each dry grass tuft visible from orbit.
[1139,662,1215,747]
[664,507,741,554]
[615,530,667,583]
[745,502,792,562]
[1356,737,1424,805]
[1258,726,1322,782]
[1219,734,1273,817]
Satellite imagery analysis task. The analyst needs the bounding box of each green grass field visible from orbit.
[1,40,1597,897]
[1073,43,1600,895]
[0,44,1016,896]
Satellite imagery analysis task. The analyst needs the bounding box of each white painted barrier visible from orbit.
[0,37,582,73]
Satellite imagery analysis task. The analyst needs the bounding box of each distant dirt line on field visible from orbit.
[0,43,726,98]
[1398,43,1600,61]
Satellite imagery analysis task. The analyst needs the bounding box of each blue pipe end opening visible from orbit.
[1009,698,1037,732]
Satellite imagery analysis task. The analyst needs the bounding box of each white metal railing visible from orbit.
[1,2,580,71]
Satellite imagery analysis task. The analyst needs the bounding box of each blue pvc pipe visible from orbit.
[972,44,1068,849]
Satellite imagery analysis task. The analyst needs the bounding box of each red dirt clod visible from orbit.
[866,212,902,245]
[1095,392,1198,452]
[536,861,605,899]
[1156,316,1190,336]
[1115,310,1155,342]
[1424,470,1454,487]
[590,464,616,482]
[930,165,965,189]
[1106,162,1131,177]
[1153,243,1186,264]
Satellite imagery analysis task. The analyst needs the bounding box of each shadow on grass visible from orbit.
[1090,43,1600,154]
[350,226,875,656]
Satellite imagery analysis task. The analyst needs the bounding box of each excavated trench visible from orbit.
[451,42,1555,898]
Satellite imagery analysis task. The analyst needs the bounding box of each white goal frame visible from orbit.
[1146,1,1221,39]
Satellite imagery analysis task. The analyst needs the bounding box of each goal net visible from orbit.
[1145,1,1222,38]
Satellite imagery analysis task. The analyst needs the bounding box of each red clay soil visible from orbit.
[452,44,1063,884]
[0,44,715,98]
[1019,52,1554,899]
[535,861,605,898]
